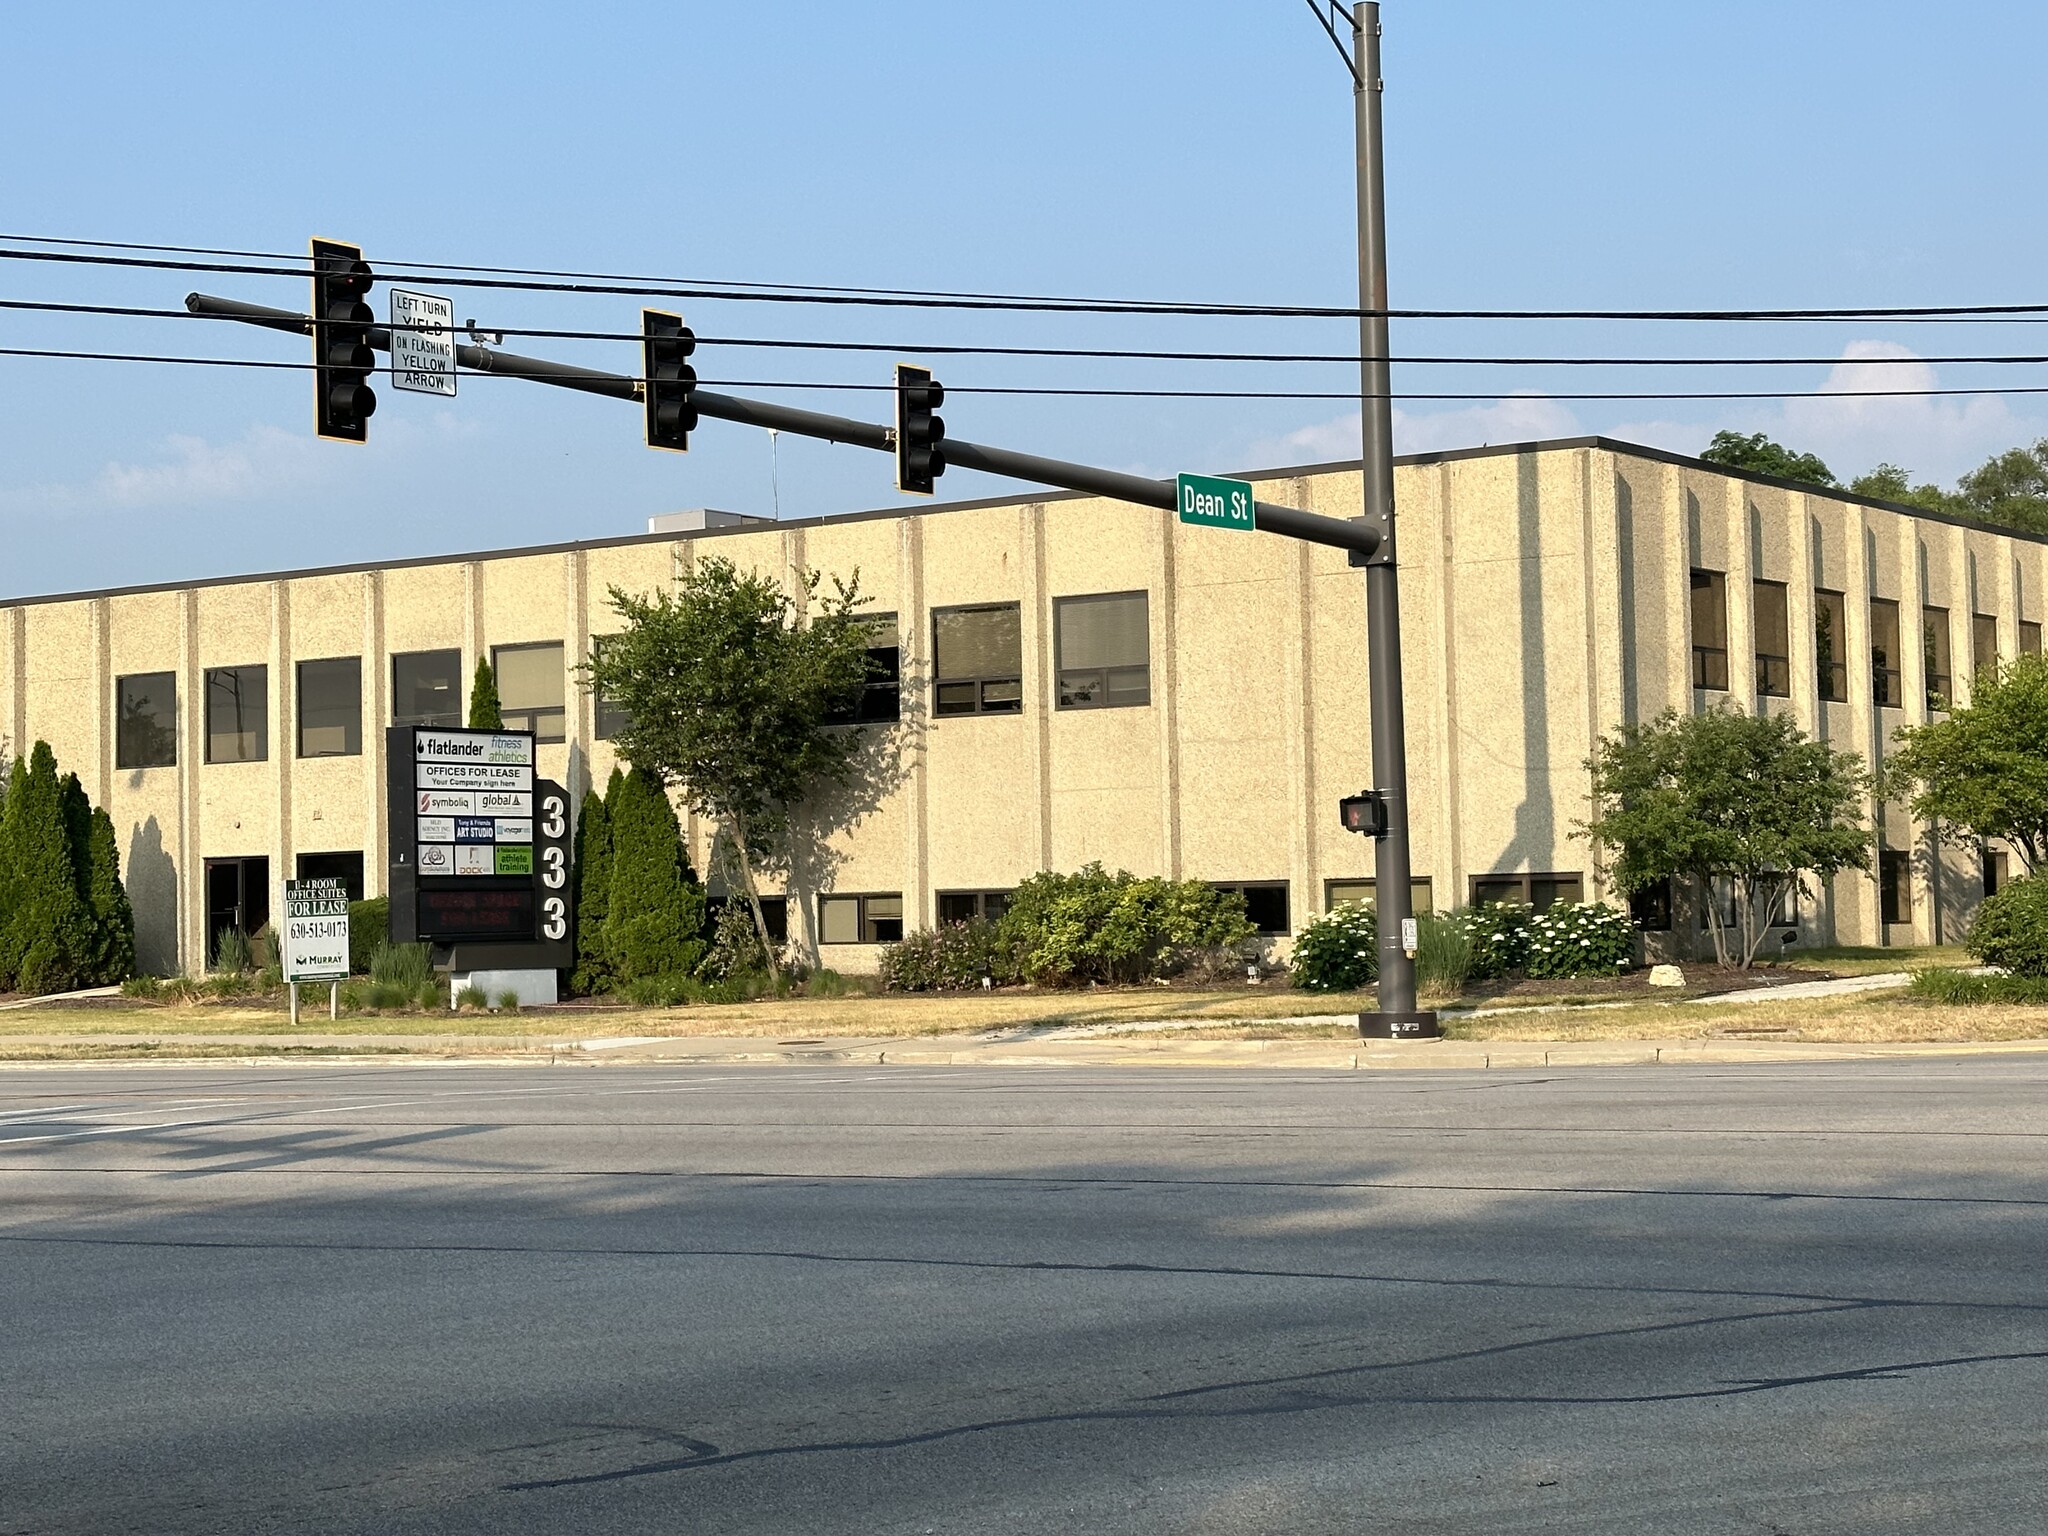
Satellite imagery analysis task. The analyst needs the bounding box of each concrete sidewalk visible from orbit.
[5,1028,2048,1070]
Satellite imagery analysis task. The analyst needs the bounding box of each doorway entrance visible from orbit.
[204,857,270,966]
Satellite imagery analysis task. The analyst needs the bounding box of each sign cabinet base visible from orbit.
[451,968,559,1008]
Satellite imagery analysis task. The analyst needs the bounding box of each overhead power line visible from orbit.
[12,344,2048,402]
[6,243,2048,323]
[8,298,2048,370]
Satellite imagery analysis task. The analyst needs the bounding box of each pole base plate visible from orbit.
[1358,1011,1442,1040]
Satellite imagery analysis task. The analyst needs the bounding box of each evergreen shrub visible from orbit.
[1288,901,1378,993]
[348,897,389,974]
[1967,876,2048,977]
[467,658,503,730]
[602,769,708,983]
[992,864,1255,986]
[569,776,619,995]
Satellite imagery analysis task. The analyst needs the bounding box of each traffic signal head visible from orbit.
[311,238,376,442]
[895,363,946,495]
[643,309,698,451]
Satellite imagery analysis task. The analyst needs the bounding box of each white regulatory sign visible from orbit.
[390,288,457,397]
[282,877,351,982]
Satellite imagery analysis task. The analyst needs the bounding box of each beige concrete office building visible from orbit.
[3,436,2035,976]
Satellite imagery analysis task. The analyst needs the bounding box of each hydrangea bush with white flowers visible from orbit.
[1287,900,1378,992]
[1519,901,1634,978]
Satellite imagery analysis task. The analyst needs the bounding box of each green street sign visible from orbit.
[1176,472,1257,532]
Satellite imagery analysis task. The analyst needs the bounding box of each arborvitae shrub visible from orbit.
[570,774,619,995]
[0,744,94,994]
[467,658,503,730]
[602,768,707,982]
[83,807,135,984]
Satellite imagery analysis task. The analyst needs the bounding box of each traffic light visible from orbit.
[895,363,945,495]
[643,309,697,451]
[311,238,376,443]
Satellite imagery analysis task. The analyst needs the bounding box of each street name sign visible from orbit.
[390,288,457,397]
[1176,472,1256,532]
[282,877,350,982]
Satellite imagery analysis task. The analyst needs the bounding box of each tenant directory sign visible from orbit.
[412,729,535,875]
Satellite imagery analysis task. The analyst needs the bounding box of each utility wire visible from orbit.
[11,345,2048,402]
[7,244,2048,323]
[8,299,2048,369]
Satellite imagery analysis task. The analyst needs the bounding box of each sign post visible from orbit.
[1176,472,1257,533]
[282,877,350,1025]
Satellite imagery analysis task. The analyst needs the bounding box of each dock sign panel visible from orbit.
[1176,473,1256,532]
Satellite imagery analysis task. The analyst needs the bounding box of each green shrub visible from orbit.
[993,864,1255,986]
[1288,901,1377,993]
[619,971,762,1007]
[456,985,489,1010]
[804,967,854,998]
[1967,876,2048,977]
[214,926,253,976]
[1414,910,1473,994]
[881,918,1001,991]
[1454,903,1533,980]
[0,744,95,994]
[603,768,708,983]
[348,897,389,974]
[700,898,776,984]
[1521,902,1634,978]
[415,978,443,1011]
[82,806,135,983]
[369,941,433,990]
[570,775,618,996]
[365,981,411,1009]
[1907,968,2048,1005]
[119,974,164,999]
[494,988,522,1012]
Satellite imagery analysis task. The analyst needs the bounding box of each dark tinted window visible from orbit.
[297,657,362,758]
[392,649,462,729]
[116,672,177,769]
[933,605,1022,716]
[1214,881,1290,935]
[296,850,365,902]
[1055,592,1150,709]
[205,665,266,764]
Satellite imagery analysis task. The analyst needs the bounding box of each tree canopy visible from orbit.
[1884,652,2048,872]
[583,555,875,973]
[1581,707,1872,968]
[1700,431,1838,488]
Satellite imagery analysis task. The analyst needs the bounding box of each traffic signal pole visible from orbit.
[183,292,1382,560]
[1349,2,1431,1035]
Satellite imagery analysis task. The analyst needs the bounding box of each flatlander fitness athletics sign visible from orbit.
[386,726,573,967]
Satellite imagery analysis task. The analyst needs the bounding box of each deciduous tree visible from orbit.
[1884,652,2048,872]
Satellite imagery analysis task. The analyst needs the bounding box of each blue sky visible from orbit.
[6,0,2048,599]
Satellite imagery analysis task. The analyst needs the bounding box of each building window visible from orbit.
[1870,598,1903,708]
[1973,613,1999,679]
[1212,881,1290,935]
[2022,620,2043,656]
[1470,872,1584,911]
[1690,569,1729,691]
[1054,591,1150,709]
[296,658,362,758]
[715,895,787,944]
[1880,849,1911,925]
[493,642,565,743]
[826,614,901,725]
[392,649,462,729]
[1923,607,1952,710]
[937,889,1012,925]
[589,635,634,742]
[818,892,904,944]
[933,604,1022,716]
[1984,845,2009,899]
[295,850,365,902]
[1324,878,1434,914]
[1628,877,1673,932]
[1815,588,1849,703]
[1753,580,1791,698]
[115,672,178,770]
[203,664,267,764]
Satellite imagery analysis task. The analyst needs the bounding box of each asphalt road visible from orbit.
[2,1059,2044,1535]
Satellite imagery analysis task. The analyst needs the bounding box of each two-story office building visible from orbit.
[3,436,2033,976]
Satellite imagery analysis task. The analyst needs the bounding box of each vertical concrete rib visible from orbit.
[272,581,293,909]
[1662,466,1692,712]
[1725,482,1757,716]
[92,598,111,807]
[1580,450,1623,901]
[1284,483,1316,920]
[1429,462,1462,909]
[1787,495,1818,738]
[1024,503,1053,871]
[5,606,23,769]
[362,572,386,898]
[565,550,590,803]
[1155,507,1183,880]
[1845,512,1879,944]
[899,514,930,928]
[179,589,201,972]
